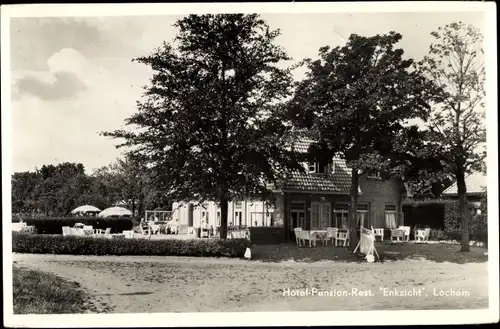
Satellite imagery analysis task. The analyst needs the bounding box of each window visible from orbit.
[334,203,349,229]
[367,170,381,178]
[290,202,306,229]
[234,201,242,209]
[357,203,369,211]
[291,202,306,211]
[308,162,316,173]
[251,212,265,227]
[217,211,221,226]
[308,160,331,174]
[201,207,210,226]
[357,203,369,228]
[385,204,397,228]
[385,204,396,212]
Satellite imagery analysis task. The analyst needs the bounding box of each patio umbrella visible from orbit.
[71,205,101,214]
[98,206,132,218]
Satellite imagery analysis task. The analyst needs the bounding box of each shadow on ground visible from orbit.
[250,242,488,264]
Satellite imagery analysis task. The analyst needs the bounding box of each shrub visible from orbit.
[15,217,133,235]
[429,229,447,241]
[12,232,250,257]
[249,227,285,244]
[443,200,478,231]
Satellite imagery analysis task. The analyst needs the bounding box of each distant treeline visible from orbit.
[12,158,171,217]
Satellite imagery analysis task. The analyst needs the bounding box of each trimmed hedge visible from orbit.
[249,227,286,244]
[12,232,250,257]
[15,217,134,235]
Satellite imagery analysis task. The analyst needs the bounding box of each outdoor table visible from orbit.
[149,224,161,234]
[310,230,328,244]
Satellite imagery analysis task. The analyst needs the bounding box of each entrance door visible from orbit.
[291,211,306,229]
[311,202,331,230]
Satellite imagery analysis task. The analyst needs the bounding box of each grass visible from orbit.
[250,241,488,264]
[13,266,90,314]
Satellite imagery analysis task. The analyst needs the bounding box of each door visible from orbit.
[291,211,306,229]
[311,202,331,230]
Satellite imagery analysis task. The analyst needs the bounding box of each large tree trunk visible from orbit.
[456,170,470,252]
[348,168,360,252]
[131,198,136,216]
[219,197,229,239]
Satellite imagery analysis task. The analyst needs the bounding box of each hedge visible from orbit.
[14,217,134,235]
[12,232,250,257]
[249,227,286,244]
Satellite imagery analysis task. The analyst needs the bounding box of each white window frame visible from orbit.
[308,162,317,173]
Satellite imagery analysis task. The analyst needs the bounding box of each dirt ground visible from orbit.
[13,245,488,313]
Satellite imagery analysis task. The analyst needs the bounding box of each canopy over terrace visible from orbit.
[71,205,101,214]
[98,206,132,218]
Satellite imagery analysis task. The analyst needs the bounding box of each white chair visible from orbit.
[415,228,431,242]
[122,230,134,239]
[399,226,411,241]
[326,227,338,245]
[391,228,404,242]
[62,226,71,236]
[336,231,349,247]
[293,228,302,246]
[372,227,384,241]
[296,229,317,247]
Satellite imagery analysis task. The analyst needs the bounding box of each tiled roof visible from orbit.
[280,138,353,194]
[442,172,487,196]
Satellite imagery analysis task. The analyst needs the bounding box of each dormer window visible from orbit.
[367,169,381,179]
[308,160,332,174]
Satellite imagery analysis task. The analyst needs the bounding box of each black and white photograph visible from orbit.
[2,2,498,327]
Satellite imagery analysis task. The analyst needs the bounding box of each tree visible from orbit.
[103,14,302,238]
[288,32,441,250]
[11,171,42,214]
[420,22,486,252]
[29,162,90,216]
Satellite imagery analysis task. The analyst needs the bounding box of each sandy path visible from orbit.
[12,253,489,313]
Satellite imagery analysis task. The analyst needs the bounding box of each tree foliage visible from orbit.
[103,14,303,238]
[11,158,165,217]
[289,32,441,249]
[420,21,486,252]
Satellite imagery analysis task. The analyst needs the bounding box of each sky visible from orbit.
[9,11,486,174]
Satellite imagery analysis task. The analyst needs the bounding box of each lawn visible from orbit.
[250,241,488,264]
[13,266,98,314]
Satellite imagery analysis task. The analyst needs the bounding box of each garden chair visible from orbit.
[415,228,431,242]
[336,231,349,247]
[293,228,302,246]
[62,226,71,236]
[372,227,384,242]
[390,228,404,242]
[122,230,134,239]
[140,224,151,235]
[326,227,338,245]
[399,226,411,241]
[297,230,317,247]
